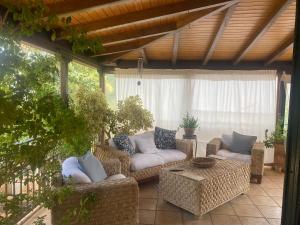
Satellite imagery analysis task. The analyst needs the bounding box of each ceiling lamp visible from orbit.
[137,57,143,86]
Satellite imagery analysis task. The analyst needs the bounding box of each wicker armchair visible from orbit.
[52,159,139,225]
[95,139,193,182]
[206,138,265,184]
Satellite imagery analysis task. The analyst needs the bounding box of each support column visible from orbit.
[276,70,285,122]
[98,66,105,93]
[282,1,300,224]
[59,54,72,105]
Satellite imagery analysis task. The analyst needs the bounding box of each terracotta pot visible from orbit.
[273,142,285,172]
[184,128,195,137]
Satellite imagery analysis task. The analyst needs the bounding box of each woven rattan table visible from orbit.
[159,159,250,216]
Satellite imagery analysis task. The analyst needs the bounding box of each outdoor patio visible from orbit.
[24,167,283,225]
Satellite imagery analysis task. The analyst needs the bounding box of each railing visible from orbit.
[0,139,40,223]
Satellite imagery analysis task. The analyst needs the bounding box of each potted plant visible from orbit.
[180,112,199,137]
[264,119,287,172]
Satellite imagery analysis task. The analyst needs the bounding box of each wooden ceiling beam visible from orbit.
[94,35,164,57]
[265,35,294,65]
[45,0,127,17]
[100,23,177,46]
[233,0,294,65]
[64,0,235,34]
[172,32,180,66]
[203,4,237,65]
[140,49,148,65]
[98,2,238,62]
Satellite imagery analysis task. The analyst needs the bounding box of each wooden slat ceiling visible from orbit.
[11,0,296,65]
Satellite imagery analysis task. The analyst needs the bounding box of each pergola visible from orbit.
[22,0,295,70]
[1,0,299,224]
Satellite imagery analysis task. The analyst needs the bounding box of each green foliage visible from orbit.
[264,119,287,148]
[73,86,111,141]
[71,89,153,140]
[0,34,92,225]
[0,0,103,54]
[68,62,99,95]
[180,112,199,129]
[111,96,154,136]
[105,74,117,108]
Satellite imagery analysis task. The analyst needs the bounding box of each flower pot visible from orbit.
[273,142,285,172]
[184,128,195,137]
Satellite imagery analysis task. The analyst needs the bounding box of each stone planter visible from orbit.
[184,128,196,137]
[273,142,285,172]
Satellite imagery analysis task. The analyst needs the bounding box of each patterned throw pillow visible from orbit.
[154,127,176,149]
[113,135,135,155]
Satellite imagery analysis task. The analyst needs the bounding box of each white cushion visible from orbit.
[157,149,187,164]
[109,131,154,152]
[62,157,92,184]
[216,149,251,163]
[130,153,164,171]
[105,174,126,181]
[135,135,158,154]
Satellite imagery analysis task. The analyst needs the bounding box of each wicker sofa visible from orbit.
[206,138,265,184]
[95,138,193,182]
[52,159,139,225]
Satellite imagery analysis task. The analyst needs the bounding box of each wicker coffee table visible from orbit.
[159,159,250,216]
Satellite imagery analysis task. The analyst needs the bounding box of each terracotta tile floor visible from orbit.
[24,167,284,225]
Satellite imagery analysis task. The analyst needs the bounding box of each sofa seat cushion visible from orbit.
[130,150,187,171]
[130,153,164,171]
[157,150,187,164]
[216,149,251,163]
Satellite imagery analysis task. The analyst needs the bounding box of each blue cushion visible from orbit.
[221,134,233,149]
[78,151,107,182]
[229,131,257,155]
[113,135,135,155]
[154,127,176,149]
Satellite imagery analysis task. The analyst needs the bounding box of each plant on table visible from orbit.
[180,112,199,136]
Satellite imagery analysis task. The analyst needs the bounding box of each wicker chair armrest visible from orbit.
[94,145,131,177]
[176,139,193,160]
[251,142,265,176]
[206,138,222,156]
[102,159,121,176]
[52,177,138,225]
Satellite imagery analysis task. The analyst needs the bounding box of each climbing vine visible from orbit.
[0,0,103,54]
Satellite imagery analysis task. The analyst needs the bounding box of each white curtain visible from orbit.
[116,69,277,162]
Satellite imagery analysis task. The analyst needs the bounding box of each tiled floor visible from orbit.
[24,167,284,225]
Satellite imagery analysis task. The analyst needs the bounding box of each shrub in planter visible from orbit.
[264,120,287,172]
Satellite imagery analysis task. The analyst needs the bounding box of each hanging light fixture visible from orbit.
[137,57,143,86]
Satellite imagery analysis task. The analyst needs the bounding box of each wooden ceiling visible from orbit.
[14,0,298,66]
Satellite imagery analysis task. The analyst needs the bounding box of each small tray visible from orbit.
[192,157,216,168]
